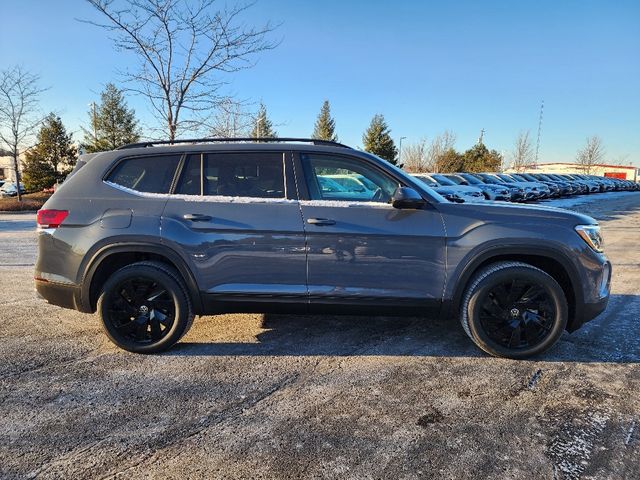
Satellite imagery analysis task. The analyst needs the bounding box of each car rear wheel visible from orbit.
[97,261,194,353]
[460,261,567,359]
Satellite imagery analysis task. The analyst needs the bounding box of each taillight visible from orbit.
[37,209,69,228]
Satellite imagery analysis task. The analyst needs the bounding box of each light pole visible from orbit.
[398,136,406,165]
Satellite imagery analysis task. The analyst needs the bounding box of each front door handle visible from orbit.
[183,213,212,222]
[307,218,336,226]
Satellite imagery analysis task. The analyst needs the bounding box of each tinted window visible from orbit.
[174,152,285,198]
[107,155,181,193]
[175,154,202,195]
[302,154,398,202]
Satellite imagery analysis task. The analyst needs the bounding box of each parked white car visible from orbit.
[412,174,487,203]
[0,182,26,197]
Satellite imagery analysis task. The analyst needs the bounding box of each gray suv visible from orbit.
[35,138,611,358]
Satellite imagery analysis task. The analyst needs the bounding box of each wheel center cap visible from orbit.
[139,305,149,314]
[510,308,520,317]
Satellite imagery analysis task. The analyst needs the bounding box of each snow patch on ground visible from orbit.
[547,409,610,480]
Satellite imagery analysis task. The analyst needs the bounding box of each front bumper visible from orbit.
[568,259,612,332]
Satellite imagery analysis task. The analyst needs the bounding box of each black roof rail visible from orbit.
[116,137,352,150]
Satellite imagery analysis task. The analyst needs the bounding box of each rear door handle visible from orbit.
[183,213,212,222]
[307,218,336,226]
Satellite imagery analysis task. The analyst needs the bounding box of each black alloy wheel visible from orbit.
[98,261,194,353]
[105,276,176,344]
[478,279,555,350]
[461,262,568,359]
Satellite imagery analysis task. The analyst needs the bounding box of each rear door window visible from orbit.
[174,152,285,198]
[107,155,181,193]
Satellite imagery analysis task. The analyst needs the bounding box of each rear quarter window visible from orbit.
[106,155,181,193]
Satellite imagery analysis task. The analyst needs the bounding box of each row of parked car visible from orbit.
[412,172,639,203]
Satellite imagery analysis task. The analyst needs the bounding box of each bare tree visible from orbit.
[510,130,534,172]
[0,67,46,201]
[402,139,428,172]
[426,130,457,172]
[209,97,253,137]
[576,135,605,174]
[82,0,278,140]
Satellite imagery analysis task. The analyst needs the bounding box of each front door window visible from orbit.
[301,154,398,203]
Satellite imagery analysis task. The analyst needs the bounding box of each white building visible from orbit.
[0,153,14,182]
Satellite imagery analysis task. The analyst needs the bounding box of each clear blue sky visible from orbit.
[1,0,639,165]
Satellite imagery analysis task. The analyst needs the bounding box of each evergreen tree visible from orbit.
[312,100,337,141]
[362,114,398,164]
[82,83,140,152]
[435,148,465,173]
[250,102,277,138]
[461,143,503,172]
[23,113,77,191]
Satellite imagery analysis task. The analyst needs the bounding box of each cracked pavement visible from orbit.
[0,193,639,479]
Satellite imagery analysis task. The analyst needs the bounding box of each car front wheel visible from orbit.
[460,261,568,359]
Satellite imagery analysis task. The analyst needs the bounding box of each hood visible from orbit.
[434,186,458,195]
[436,199,597,226]
[446,185,484,193]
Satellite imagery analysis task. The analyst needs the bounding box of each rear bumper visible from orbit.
[35,279,84,311]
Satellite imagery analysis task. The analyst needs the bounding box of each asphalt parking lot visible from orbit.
[1,193,639,479]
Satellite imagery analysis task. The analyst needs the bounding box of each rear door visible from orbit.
[295,152,446,311]
[161,150,307,309]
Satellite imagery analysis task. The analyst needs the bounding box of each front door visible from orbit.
[161,150,307,310]
[295,152,446,311]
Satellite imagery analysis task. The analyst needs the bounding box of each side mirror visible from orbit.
[391,186,426,209]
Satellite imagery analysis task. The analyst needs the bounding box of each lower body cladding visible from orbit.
[35,259,612,332]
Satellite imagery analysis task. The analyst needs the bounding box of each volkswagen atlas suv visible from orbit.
[35,138,611,359]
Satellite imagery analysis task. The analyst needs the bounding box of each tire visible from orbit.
[460,261,568,359]
[97,261,194,353]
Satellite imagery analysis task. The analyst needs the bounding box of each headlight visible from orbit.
[575,225,604,252]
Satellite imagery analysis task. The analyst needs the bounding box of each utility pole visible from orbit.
[90,102,98,142]
[534,100,544,167]
[478,128,485,145]
[256,116,263,138]
[398,136,406,166]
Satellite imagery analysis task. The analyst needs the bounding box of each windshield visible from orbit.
[444,174,466,185]
[497,174,518,182]
[431,174,456,186]
[459,173,483,185]
[412,174,438,187]
[477,174,503,184]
